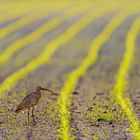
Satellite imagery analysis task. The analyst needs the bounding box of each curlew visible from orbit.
[15,86,57,123]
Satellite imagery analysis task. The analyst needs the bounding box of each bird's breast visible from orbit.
[29,93,41,107]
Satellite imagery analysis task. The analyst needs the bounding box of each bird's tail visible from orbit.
[15,109,21,113]
[15,107,22,113]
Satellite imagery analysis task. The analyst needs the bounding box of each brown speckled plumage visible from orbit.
[15,86,56,123]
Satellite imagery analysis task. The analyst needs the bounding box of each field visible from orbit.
[0,0,140,139]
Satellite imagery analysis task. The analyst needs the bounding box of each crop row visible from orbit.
[0,1,140,139]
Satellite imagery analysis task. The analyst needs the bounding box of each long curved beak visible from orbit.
[41,88,58,95]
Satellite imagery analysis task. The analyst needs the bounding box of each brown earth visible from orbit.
[0,11,140,140]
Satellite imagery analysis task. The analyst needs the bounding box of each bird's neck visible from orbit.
[36,91,41,97]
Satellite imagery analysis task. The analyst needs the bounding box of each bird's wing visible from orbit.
[16,92,36,110]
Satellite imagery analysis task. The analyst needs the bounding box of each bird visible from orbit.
[15,86,57,123]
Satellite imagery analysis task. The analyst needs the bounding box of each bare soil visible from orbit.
[0,12,140,140]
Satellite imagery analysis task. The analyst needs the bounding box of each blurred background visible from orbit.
[0,0,140,139]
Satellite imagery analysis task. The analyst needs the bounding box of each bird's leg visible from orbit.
[28,109,30,124]
[32,107,35,122]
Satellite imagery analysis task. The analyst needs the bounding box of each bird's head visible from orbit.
[36,86,47,92]
[36,86,58,95]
